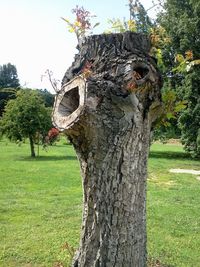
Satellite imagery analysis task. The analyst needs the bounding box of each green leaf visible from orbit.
[93,22,100,28]
[166,112,176,120]
[174,101,187,112]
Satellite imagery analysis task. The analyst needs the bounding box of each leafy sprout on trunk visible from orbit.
[61,5,100,43]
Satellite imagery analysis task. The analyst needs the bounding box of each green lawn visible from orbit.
[148,144,200,267]
[0,139,200,267]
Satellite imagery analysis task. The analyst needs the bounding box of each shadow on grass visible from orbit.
[18,151,198,162]
[51,143,72,147]
[149,150,198,161]
[16,155,77,161]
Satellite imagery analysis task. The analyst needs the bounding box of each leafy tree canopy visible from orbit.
[36,88,55,107]
[158,0,200,157]
[0,89,52,157]
[0,63,20,116]
[129,0,153,33]
[0,63,20,88]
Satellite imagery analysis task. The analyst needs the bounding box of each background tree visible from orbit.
[106,0,153,33]
[36,88,55,107]
[159,0,200,157]
[0,89,52,157]
[0,63,20,88]
[129,0,153,33]
[0,63,20,116]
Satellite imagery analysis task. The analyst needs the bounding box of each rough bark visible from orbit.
[52,32,162,267]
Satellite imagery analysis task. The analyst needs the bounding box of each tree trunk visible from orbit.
[52,32,162,267]
[29,135,36,157]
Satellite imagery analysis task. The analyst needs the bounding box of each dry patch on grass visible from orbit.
[169,168,200,181]
[148,258,173,267]
[154,139,181,145]
[148,173,177,188]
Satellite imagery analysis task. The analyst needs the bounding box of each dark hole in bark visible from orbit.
[133,67,149,80]
[58,87,80,117]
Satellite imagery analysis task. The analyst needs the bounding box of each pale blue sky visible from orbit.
[0,0,158,92]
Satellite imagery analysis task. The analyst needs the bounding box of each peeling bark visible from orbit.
[52,32,162,267]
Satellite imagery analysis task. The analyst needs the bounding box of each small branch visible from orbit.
[146,4,158,12]
[41,69,60,93]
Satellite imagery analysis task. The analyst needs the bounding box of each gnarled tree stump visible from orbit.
[52,32,162,267]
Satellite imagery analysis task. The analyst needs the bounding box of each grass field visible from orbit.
[0,138,200,267]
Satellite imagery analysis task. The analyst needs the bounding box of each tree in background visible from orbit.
[36,88,55,107]
[129,0,153,33]
[0,63,20,88]
[0,63,20,116]
[0,89,52,157]
[159,0,200,157]
[107,0,153,33]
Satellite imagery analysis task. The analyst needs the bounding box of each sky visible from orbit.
[0,0,159,93]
